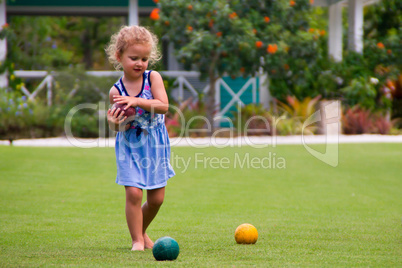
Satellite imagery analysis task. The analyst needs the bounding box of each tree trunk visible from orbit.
[206,73,217,136]
[206,52,220,136]
[82,28,92,69]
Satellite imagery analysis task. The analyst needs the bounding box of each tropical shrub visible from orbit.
[342,106,395,135]
[165,97,207,137]
[274,95,321,135]
[274,115,307,136]
[276,95,321,121]
[371,115,392,135]
[342,106,373,134]
[0,90,105,140]
[340,77,377,109]
[0,91,34,140]
[232,103,273,136]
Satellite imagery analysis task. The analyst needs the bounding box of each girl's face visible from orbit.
[118,43,151,80]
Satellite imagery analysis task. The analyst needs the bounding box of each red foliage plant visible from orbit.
[342,106,394,135]
[371,114,396,135]
[342,106,374,134]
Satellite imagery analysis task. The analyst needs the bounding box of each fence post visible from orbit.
[252,77,257,103]
[46,75,53,106]
[318,100,341,135]
[259,72,271,109]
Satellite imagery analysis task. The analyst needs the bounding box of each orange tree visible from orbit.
[152,0,317,131]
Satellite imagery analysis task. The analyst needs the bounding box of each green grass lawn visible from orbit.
[0,143,401,267]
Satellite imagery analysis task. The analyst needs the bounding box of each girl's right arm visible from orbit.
[107,86,129,132]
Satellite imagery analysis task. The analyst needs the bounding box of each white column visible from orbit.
[0,1,7,88]
[128,0,139,26]
[328,2,343,62]
[348,0,363,53]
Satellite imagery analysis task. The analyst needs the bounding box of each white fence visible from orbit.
[13,70,270,119]
[14,70,209,104]
[14,71,54,106]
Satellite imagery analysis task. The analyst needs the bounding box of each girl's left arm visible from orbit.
[113,71,169,114]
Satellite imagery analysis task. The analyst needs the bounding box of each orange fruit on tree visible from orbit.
[149,8,160,20]
[229,12,237,19]
[377,42,385,49]
[267,44,278,54]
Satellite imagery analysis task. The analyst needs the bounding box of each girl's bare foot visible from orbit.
[144,233,154,249]
[131,241,144,251]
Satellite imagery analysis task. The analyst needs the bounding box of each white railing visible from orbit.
[162,71,208,101]
[13,70,209,106]
[14,71,53,106]
[13,70,270,122]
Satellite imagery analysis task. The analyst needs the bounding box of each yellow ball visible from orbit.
[234,223,258,244]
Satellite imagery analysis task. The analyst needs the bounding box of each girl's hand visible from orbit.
[113,95,138,109]
[107,106,127,125]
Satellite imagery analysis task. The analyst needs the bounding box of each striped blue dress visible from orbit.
[114,70,175,189]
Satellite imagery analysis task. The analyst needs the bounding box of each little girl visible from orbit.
[105,25,175,251]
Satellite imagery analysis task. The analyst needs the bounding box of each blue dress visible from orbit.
[114,70,175,189]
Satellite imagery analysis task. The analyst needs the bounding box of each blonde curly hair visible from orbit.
[105,25,161,70]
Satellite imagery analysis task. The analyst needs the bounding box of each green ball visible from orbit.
[152,236,180,261]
